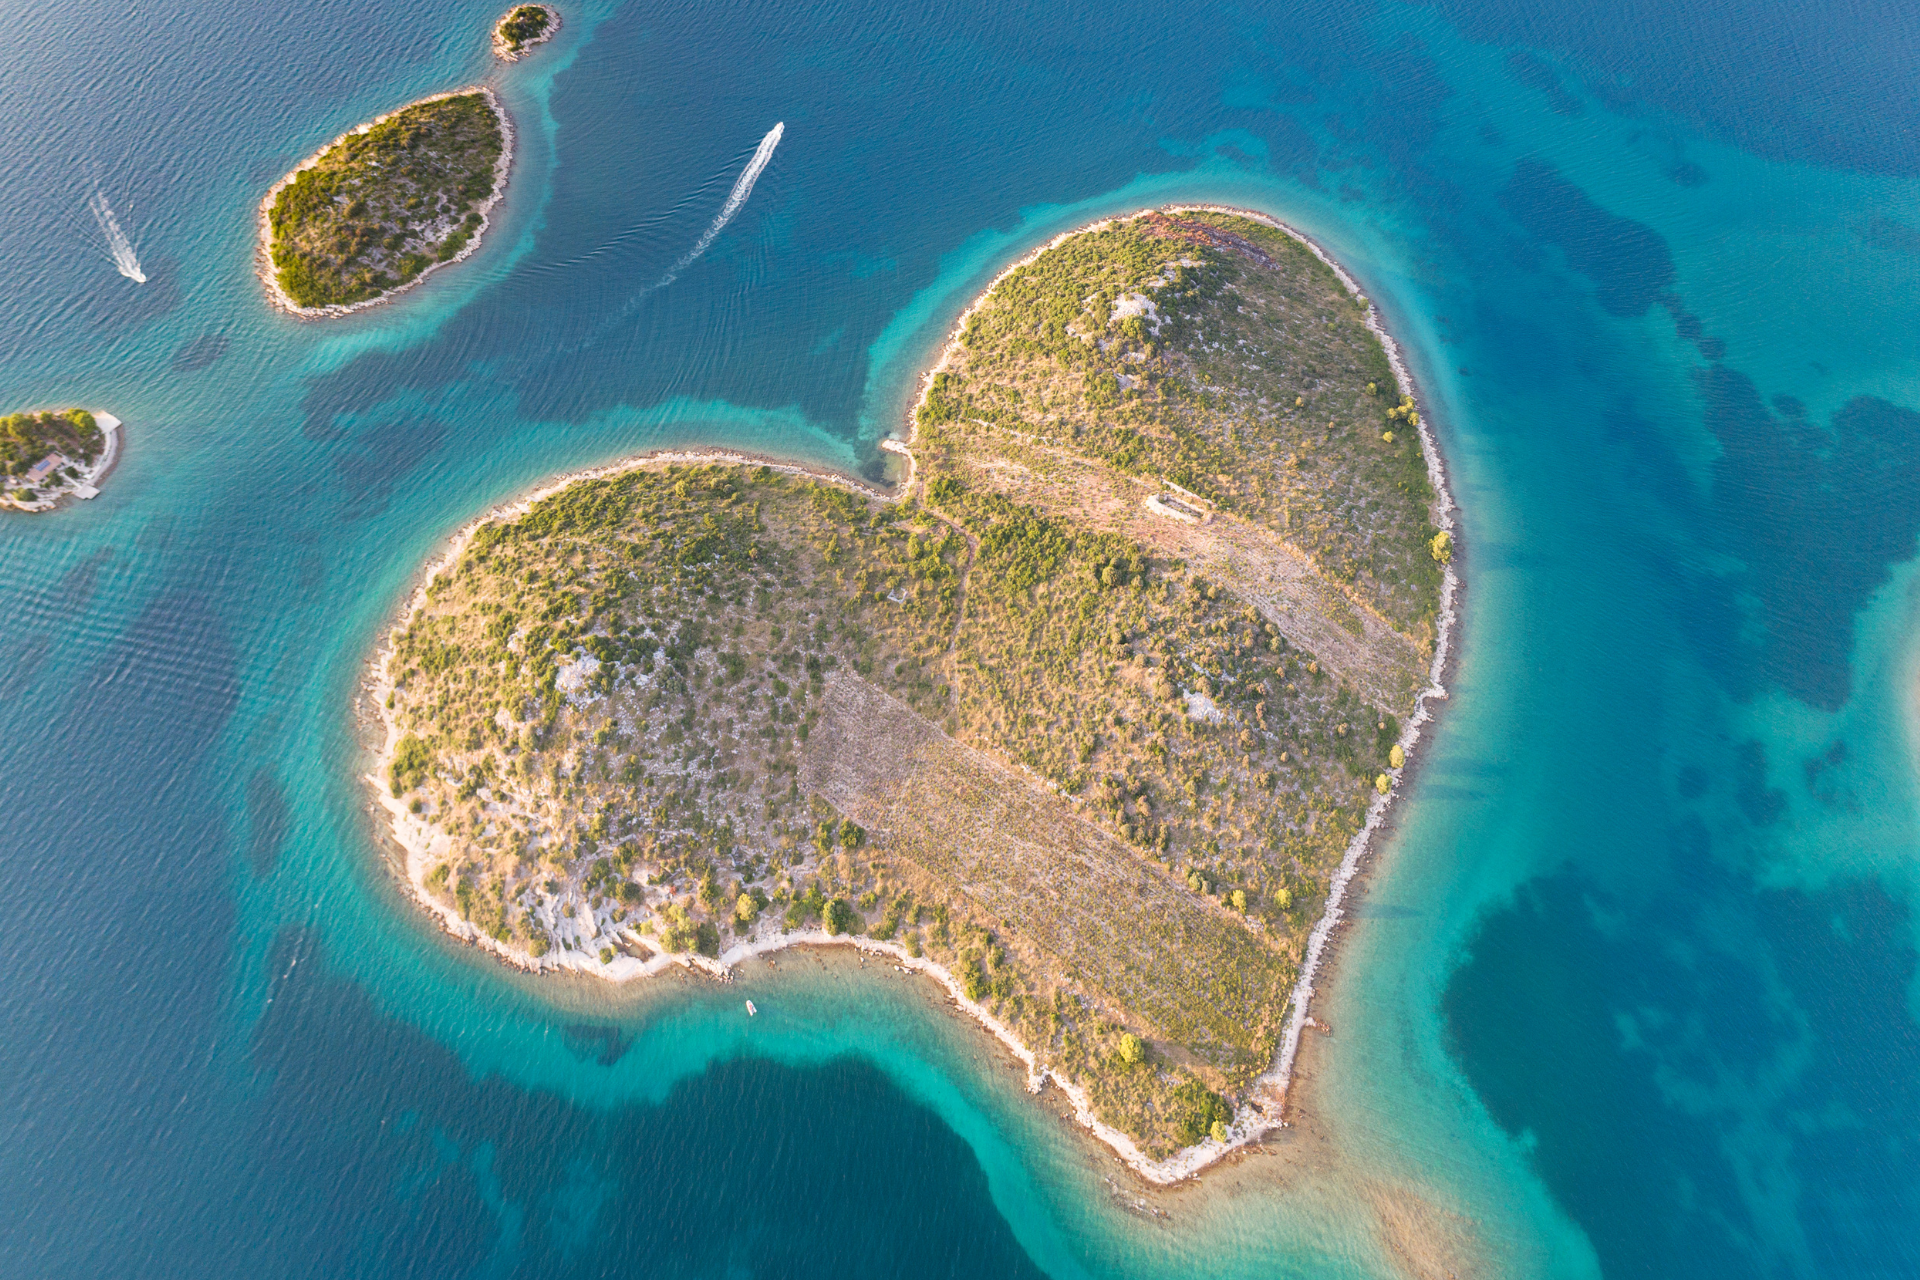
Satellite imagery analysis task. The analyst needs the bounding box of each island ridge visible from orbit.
[370,209,1455,1174]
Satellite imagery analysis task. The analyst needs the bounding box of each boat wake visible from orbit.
[545,123,786,360]
[655,122,783,288]
[88,189,146,284]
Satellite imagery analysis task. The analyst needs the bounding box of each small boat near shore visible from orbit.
[745,1000,757,1016]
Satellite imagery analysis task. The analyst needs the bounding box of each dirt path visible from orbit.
[924,503,979,655]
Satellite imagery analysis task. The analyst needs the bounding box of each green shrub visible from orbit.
[390,734,432,795]
[499,6,552,50]
[1169,1079,1231,1145]
[823,897,861,936]
[661,903,697,952]
[957,953,988,1001]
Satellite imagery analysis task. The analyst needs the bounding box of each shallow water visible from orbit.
[3,0,1918,1275]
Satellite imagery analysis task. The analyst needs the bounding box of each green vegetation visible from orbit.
[381,211,1444,1159]
[2,409,102,507]
[267,93,504,309]
[494,5,553,55]
[390,734,433,796]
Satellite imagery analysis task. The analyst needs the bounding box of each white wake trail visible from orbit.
[658,122,783,286]
[88,189,146,283]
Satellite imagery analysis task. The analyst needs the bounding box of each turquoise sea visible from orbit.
[3,0,1919,1274]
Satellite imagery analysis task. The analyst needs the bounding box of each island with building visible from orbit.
[1,409,123,511]
[493,5,558,60]
[259,89,510,317]
[368,208,1457,1178]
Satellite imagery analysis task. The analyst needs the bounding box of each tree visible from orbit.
[1429,530,1452,564]
[662,902,697,952]
[1170,1079,1231,1145]
[957,953,988,1000]
[390,734,432,795]
[1117,1032,1145,1067]
[823,897,860,936]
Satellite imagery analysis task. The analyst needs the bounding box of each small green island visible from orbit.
[493,5,558,60]
[371,209,1454,1174]
[260,90,509,315]
[2,409,121,511]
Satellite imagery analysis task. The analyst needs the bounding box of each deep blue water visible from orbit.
[2,0,1918,1275]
